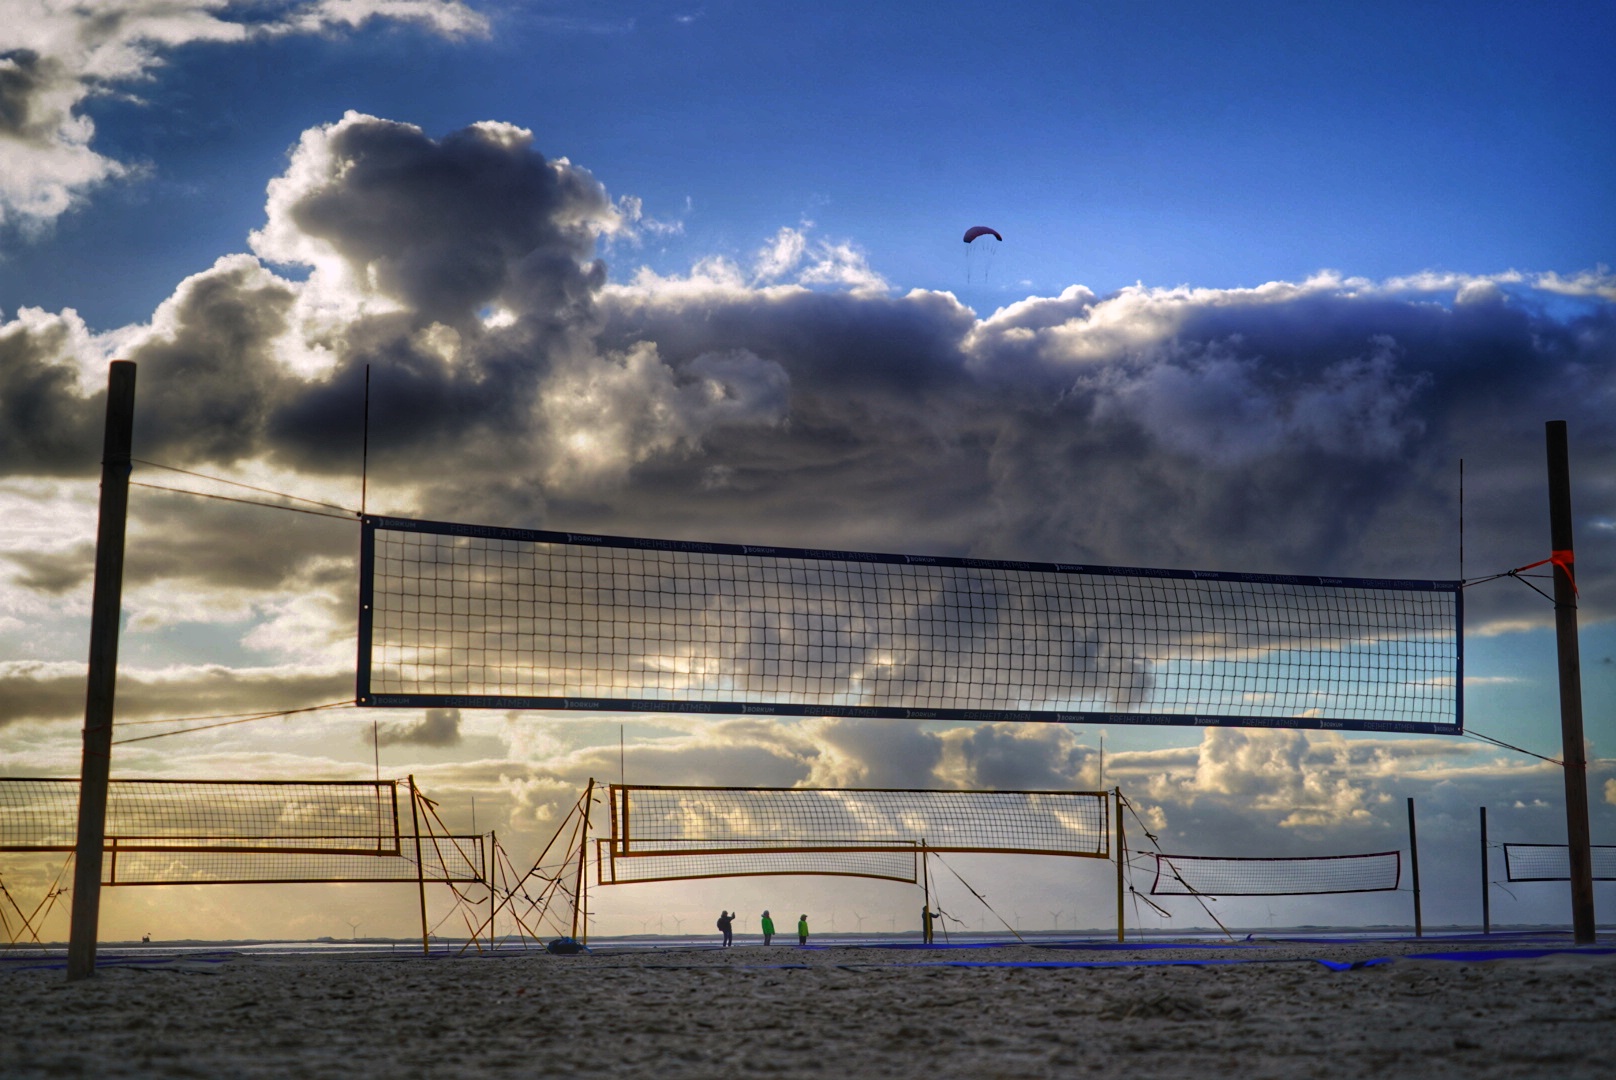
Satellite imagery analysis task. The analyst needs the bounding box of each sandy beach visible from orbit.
[4,935,1615,1078]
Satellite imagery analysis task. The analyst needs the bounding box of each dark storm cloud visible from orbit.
[7,542,92,594]
[0,311,109,475]
[376,707,461,747]
[265,115,611,329]
[0,663,352,729]
[952,725,1095,791]
[0,50,58,144]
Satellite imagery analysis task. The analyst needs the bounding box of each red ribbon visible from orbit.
[1512,549,1577,596]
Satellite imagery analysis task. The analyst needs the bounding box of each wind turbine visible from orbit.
[1048,910,1063,932]
[670,914,686,934]
[852,909,869,933]
[346,916,363,940]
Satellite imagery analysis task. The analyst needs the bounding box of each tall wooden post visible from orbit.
[1546,421,1596,944]
[409,776,429,955]
[488,829,497,952]
[67,361,137,982]
[920,840,930,942]
[1114,787,1125,943]
[1479,807,1490,935]
[572,778,594,941]
[1407,797,1423,937]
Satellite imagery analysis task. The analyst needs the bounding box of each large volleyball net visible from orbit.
[356,515,1462,733]
[598,784,1110,886]
[1147,851,1402,896]
[1503,844,1616,882]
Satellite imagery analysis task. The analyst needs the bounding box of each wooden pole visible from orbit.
[572,778,594,941]
[921,840,930,943]
[1407,796,1423,938]
[1546,420,1596,944]
[488,830,497,952]
[409,775,429,955]
[1114,787,1125,943]
[1479,807,1490,935]
[67,360,137,983]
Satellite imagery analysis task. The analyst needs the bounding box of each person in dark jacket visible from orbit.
[716,910,735,946]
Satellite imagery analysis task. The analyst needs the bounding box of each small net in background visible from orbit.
[0,779,400,855]
[101,836,485,885]
[597,839,917,885]
[360,516,1462,733]
[611,785,1110,858]
[1149,851,1401,896]
[1503,844,1616,882]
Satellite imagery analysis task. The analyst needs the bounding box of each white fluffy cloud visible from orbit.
[0,1,485,236]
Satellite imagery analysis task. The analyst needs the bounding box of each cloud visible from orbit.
[376,706,461,746]
[0,1,486,236]
[0,659,352,729]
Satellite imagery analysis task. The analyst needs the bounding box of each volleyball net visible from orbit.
[356,516,1462,733]
[96,836,485,885]
[1147,851,1402,896]
[599,784,1109,885]
[1503,844,1616,882]
[0,779,400,856]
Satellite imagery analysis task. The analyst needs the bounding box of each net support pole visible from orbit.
[1407,796,1423,938]
[67,360,137,983]
[409,775,429,955]
[920,840,930,943]
[1115,787,1125,944]
[488,829,497,953]
[1546,420,1596,945]
[572,778,594,942]
[1479,806,1490,935]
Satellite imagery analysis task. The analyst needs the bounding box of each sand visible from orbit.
[4,936,1615,1078]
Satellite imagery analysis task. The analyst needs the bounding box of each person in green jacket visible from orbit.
[760,910,775,945]
[797,913,809,945]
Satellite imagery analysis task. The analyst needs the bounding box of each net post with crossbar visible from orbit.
[356,515,1462,733]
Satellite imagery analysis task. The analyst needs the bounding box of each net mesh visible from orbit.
[596,839,918,885]
[101,836,485,885]
[1148,851,1401,896]
[359,516,1462,732]
[609,785,1109,861]
[1503,844,1616,882]
[0,779,399,854]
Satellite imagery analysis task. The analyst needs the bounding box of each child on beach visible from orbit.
[797,914,809,945]
[761,910,775,945]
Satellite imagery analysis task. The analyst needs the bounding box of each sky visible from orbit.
[2,0,1615,944]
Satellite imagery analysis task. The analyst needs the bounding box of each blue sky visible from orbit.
[2,1,1614,942]
[8,1,1613,326]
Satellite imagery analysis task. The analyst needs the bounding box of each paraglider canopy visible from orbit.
[962,226,1002,243]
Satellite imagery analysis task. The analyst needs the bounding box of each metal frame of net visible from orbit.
[599,784,1110,886]
[0,779,400,856]
[1148,851,1402,896]
[1503,844,1616,882]
[357,515,1463,733]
